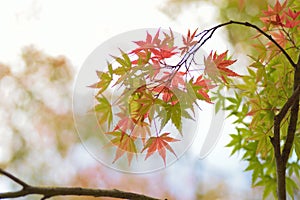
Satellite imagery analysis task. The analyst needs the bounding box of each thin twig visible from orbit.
[190,21,297,69]
[0,168,29,188]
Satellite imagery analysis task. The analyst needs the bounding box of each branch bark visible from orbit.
[0,168,162,200]
[270,54,300,200]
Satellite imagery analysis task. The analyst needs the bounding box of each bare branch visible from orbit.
[0,168,29,188]
[185,21,297,69]
[0,168,162,200]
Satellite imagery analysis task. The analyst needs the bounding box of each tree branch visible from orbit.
[270,84,300,158]
[0,168,29,188]
[282,55,300,164]
[0,168,162,200]
[275,86,300,124]
[191,20,297,69]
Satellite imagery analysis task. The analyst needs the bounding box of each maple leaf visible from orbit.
[132,29,163,54]
[267,31,287,48]
[156,102,182,134]
[131,121,151,144]
[151,46,178,60]
[106,131,137,165]
[260,0,287,27]
[113,112,135,132]
[128,88,155,124]
[161,28,175,47]
[88,71,112,95]
[94,96,113,129]
[133,31,156,50]
[262,0,287,16]
[152,85,178,105]
[141,133,179,166]
[179,28,198,55]
[286,8,300,20]
[162,71,186,89]
[131,29,178,62]
[193,75,215,103]
[284,8,300,28]
[204,50,239,83]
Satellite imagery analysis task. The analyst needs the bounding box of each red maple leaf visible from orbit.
[260,0,287,27]
[141,133,179,165]
[131,29,178,63]
[179,29,198,55]
[152,85,172,101]
[204,50,239,83]
[133,31,158,50]
[151,46,178,60]
[193,75,215,103]
[284,8,300,28]
[152,85,178,105]
[262,0,287,16]
[162,71,186,88]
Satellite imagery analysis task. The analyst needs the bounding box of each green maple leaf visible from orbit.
[94,96,113,129]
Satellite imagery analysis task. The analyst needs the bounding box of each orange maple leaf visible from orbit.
[204,50,239,83]
[141,133,179,166]
[267,31,287,48]
[131,122,151,144]
[152,85,178,105]
[106,131,137,165]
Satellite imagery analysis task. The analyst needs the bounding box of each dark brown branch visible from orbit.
[282,55,300,165]
[270,84,300,158]
[270,53,300,200]
[191,21,297,69]
[275,85,300,124]
[0,168,29,188]
[0,186,161,200]
[0,169,161,200]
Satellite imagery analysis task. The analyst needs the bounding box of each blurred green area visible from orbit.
[161,0,274,52]
[0,46,177,199]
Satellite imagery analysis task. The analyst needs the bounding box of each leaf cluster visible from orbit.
[91,29,238,165]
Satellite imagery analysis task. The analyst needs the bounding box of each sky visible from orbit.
[0,0,253,198]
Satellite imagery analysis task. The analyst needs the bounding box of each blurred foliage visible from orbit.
[162,0,275,52]
[0,46,75,180]
[0,45,260,199]
[0,46,176,199]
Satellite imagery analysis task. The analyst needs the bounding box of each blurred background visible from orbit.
[0,0,271,199]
